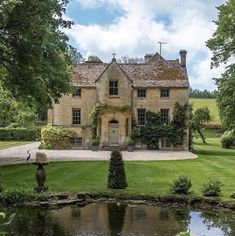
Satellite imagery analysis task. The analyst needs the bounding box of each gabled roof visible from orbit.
[72,53,189,88]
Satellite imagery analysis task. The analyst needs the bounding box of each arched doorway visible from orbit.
[109,119,119,146]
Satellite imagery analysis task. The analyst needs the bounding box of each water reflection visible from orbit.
[2,202,235,236]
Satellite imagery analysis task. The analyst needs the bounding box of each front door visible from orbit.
[109,123,119,146]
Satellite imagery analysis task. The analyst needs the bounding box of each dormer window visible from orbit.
[109,80,118,96]
[137,88,146,98]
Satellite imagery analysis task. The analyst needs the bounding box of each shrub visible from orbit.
[108,150,127,189]
[170,176,192,195]
[40,125,77,149]
[92,137,100,146]
[221,131,234,149]
[0,128,40,141]
[202,179,222,197]
[0,188,49,204]
[127,139,135,146]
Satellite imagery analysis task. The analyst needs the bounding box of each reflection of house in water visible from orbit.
[51,203,189,235]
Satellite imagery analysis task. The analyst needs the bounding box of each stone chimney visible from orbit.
[179,50,187,68]
[144,54,154,63]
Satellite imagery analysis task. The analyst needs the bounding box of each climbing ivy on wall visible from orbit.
[133,102,188,150]
[89,104,131,139]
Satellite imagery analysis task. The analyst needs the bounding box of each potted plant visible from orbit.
[127,139,135,152]
[91,137,100,151]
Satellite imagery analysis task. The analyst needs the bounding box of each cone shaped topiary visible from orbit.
[108,150,127,189]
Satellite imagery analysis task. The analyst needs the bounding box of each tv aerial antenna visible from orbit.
[158,41,167,56]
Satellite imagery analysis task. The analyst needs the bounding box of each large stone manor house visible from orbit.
[48,50,189,150]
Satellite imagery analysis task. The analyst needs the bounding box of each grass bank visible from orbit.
[189,98,220,125]
[0,137,235,204]
[0,141,33,150]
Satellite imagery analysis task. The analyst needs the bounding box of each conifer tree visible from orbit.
[108,150,127,189]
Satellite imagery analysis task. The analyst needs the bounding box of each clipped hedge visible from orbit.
[221,131,235,149]
[40,125,77,149]
[0,128,40,141]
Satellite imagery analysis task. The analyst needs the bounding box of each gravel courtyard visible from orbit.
[0,142,197,166]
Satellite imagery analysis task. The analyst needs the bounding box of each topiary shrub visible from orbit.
[108,150,127,189]
[221,131,234,149]
[202,178,222,197]
[170,176,192,195]
[40,125,77,149]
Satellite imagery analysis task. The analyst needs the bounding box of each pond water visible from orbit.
[1,202,235,236]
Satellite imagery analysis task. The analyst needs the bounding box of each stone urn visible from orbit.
[33,152,49,192]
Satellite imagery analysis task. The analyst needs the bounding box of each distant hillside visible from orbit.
[189,98,221,125]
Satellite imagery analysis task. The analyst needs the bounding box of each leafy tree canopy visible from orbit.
[190,107,211,143]
[87,55,102,63]
[0,0,74,107]
[207,0,235,130]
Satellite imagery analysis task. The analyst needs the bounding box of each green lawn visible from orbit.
[0,141,33,150]
[189,98,220,124]
[0,137,235,203]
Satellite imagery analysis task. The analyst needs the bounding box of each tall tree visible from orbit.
[0,0,73,107]
[207,0,235,130]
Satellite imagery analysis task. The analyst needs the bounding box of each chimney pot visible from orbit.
[179,50,187,68]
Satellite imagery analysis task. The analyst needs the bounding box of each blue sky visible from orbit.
[65,0,226,90]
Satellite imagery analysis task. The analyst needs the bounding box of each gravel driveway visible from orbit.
[0,142,197,166]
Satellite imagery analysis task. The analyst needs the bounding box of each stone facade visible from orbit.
[48,51,189,150]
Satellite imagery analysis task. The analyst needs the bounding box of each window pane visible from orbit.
[137,88,146,97]
[72,108,81,125]
[161,109,169,124]
[161,138,171,148]
[71,137,82,146]
[161,89,169,98]
[109,80,118,95]
[137,109,146,125]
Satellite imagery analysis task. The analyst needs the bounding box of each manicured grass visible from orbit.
[189,98,221,124]
[0,141,33,150]
[0,138,235,203]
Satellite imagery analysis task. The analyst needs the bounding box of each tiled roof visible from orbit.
[72,53,189,88]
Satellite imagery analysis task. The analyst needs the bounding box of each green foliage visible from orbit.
[189,87,217,99]
[190,107,211,143]
[0,0,73,107]
[87,55,102,63]
[221,131,235,149]
[89,104,131,139]
[0,188,49,204]
[138,103,188,149]
[216,69,235,130]
[0,128,40,141]
[207,0,235,130]
[0,173,3,193]
[202,179,222,197]
[91,137,100,146]
[40,125,77,149]
[108,150,127,189]
[0,88,37,127]
[170,176,192,195]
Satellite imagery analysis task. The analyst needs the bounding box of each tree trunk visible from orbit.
[197,128,206,143]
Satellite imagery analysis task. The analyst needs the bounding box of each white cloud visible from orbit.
[65,0,226,90]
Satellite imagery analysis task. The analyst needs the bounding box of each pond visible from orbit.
[1,202,235,236]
